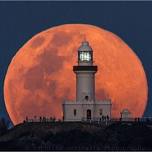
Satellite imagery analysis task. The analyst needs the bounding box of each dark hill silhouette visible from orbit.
[0,121,152,150]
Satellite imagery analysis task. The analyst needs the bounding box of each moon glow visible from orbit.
[4,24,148,125]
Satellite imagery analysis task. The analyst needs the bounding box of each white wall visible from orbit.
[63,101,111,121]
[63,103,83,121]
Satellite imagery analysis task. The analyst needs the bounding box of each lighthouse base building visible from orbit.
[63,40,111,121]
[63,100,111,121]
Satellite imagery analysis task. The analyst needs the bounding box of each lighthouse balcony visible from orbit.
[73,65,97,72]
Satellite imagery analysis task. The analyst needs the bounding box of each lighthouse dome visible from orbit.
[78,41,92,52]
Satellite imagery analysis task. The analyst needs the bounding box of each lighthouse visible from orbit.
[63,40,111,121]
[73,41,97,102]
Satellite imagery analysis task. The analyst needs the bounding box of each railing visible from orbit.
[23,116,152,124]
[81,117,109,121]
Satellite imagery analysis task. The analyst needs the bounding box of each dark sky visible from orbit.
[0,1,152,123]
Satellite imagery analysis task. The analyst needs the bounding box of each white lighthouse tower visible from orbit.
[74,41,97,102]
[63,40,111,121]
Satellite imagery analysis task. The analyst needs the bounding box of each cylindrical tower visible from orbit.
[73,41,97,102]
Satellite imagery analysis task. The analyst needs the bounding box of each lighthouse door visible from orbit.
[87,109,91,120]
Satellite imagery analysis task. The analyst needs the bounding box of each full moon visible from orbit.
[4,24,148,125]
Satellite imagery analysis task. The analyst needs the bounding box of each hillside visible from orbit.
[0,121,152,150]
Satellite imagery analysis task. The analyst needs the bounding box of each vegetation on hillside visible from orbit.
[0,121,152,150]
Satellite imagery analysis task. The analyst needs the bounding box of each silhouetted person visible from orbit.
[102,116,104,121]
[137,117,140,122]
[49,117,53,122]
[39,116,42,122]
[106,115,109,121]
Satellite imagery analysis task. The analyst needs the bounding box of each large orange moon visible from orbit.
[4,24,148,125]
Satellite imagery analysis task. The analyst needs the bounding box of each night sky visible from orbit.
[0,1,152,123]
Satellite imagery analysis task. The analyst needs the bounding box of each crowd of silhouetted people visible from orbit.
[23,116,58,123]
[23,115,152,124]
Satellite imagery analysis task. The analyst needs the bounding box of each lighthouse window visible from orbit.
[80,52,91,61]
[74,109,77,116]
[85,96,89,101]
